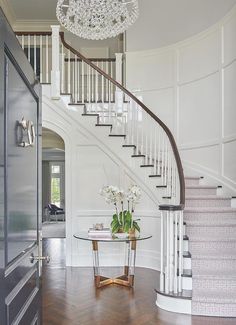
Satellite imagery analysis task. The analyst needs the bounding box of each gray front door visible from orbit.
[0,9,42,325]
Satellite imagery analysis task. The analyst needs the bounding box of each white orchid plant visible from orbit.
[100,185,141,234]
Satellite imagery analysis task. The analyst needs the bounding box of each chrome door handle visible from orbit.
[18,117,36,147]
[30,253,50,264]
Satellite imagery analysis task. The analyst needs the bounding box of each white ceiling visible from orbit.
[6,0,236,50]
[127,0,236,51]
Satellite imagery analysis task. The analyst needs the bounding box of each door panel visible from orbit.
[0,8,42,325]
[6,56,38,264]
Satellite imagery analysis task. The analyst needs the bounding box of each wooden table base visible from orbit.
[92,240,136,289]
[95,274,134,288]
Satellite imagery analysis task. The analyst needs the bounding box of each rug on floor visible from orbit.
[42,222,66,238]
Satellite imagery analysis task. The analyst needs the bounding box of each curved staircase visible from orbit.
[16,28,236,318]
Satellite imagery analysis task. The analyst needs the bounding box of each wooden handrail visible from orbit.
[60,32,185,207]
[65,58,116,62]
[15,31,52,36]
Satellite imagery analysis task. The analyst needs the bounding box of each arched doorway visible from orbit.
[42,127,66,238]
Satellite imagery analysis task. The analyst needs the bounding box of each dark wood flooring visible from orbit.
[42,239,236,325]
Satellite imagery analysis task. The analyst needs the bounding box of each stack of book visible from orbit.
[88,227,112,238]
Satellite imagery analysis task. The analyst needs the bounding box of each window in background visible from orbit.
[51,164,61,207]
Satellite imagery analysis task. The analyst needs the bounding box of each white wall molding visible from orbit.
[178,70,219,87]
[75,210,161,218]
[13,19,58,32]
[179,140,220,150]
[223,135,236,143]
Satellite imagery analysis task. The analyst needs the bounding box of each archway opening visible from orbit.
[42,127,65,239]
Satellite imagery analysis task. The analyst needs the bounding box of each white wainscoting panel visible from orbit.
[223,11,236,66]
[223,140,236,183]
[180,145,221,175]
[179,73,220,146]
[224,61,236,137]
[126,49,175,91]
[178,30,220,84]
[133,88,175,133]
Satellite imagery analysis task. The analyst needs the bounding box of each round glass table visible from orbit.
[74,232,152,288]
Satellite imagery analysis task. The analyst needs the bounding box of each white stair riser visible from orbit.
[186,225,236,239]
[183,257,191,269]
[186,188,217,196]
[185,178,200,186]
[192,259,236,273]
[193,278,236,292]
[192,302,236,317]
[182,276,192,290]
[183,240,189,251]
[184,213,236,225]
[185,198,231,208]
[189,241,236,256]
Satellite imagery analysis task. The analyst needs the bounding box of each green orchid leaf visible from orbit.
[112,221,121,234]
[133,221,140,232]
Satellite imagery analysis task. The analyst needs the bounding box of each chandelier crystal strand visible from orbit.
[56,0,139,40]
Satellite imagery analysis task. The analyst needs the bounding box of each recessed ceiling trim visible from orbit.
[13,19,59,31]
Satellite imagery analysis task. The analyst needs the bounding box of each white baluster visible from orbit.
[160,210,164,292]
[86,63,89,103]
[51,26,61,98]
[106,62,109,101]
[40,35,43,83]
[46,35,49,83]
[102,62,105,103]
[77,59,80,102]
[88,64,91,105]
[33,35,36,75]
[169,211,174,292]
[174,212,178,293]
[178,210,183,292]
[149,117,153,165]
[95,61,98,104]
[21,35,24,50]
[115,53,123,85]
[72,55,75,102]
[154,128,157,175]
[27,35,30,63]
[165,210,170,294]
[68,48,71,94]
[110,61,114,102]
[81,61,85,103]
[164,139,168,186]
[60,44,65,94]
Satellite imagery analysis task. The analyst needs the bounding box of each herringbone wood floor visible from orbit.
[42,239,236,325]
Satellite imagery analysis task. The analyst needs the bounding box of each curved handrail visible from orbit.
[60,32,185,207]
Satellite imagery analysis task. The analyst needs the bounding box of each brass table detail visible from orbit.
[74,233,152,288]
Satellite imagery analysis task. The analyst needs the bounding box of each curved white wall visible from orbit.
[126,6,236,194]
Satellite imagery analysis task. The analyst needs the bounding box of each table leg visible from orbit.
[92,240,137,288]
[92,241,112,288]
[128,240,137,287]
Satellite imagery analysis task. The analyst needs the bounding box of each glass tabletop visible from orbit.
[73,232,152,242]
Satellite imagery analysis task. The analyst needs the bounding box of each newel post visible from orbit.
[115,53,123,85]
[115,53,123,106]
[51,25,61,99]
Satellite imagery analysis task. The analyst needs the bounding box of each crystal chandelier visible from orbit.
[56,0,139,40]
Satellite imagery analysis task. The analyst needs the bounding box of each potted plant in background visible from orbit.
[100,184,141,237]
